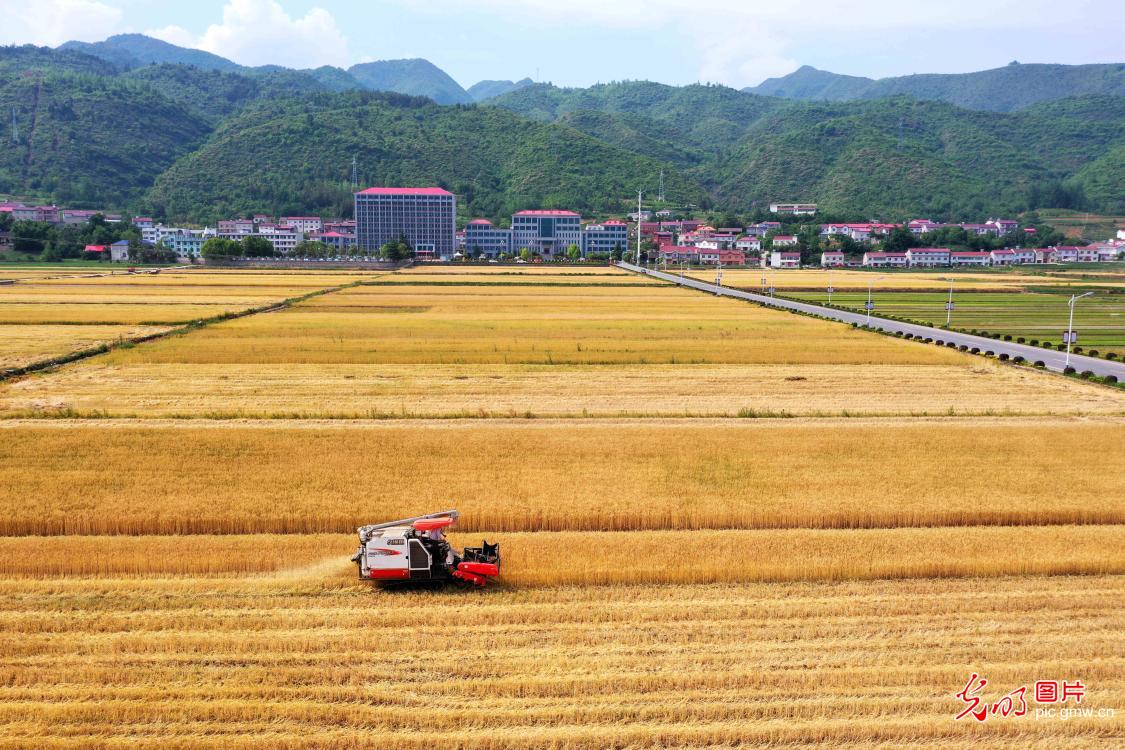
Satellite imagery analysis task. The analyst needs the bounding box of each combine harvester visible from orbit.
[352,510,501,587]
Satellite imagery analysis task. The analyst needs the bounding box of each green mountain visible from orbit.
[0,70,211,206]
[491,82,1124,217]
[60,33,241,72]
[347,59,472,105]
[747,62,1125,112]
[1,44,1121,221]
[467,78,535,102]
[145,91,705,222]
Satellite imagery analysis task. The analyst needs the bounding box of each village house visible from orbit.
[905,248,952,267]
[862,251,908,268]
[769,251,801,269]
[771,235,798,247]
[820,250,846,267]
[950,251,991,266]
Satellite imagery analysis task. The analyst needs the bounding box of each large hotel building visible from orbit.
[354,187,456,258]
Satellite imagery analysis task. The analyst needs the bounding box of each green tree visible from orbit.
[566,243,581,260]
[880,226,919,252]
[293,240,331,258]
[519,248,532,261]
[241,235,275,257]
[201,237,242,259]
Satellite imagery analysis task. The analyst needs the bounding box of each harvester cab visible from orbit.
[351,510,500,587]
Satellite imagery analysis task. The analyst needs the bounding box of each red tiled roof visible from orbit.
[515,210,580,217]
[467,219,493,225]
[357,187,453,196]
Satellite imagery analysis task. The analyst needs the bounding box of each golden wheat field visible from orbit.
[1,264,1121,747]
[1,418,1121,535]
[0,323,172,369]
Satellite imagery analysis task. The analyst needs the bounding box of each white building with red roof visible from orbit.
[950,251,991,266]
[862,251,908,267]
[769,251,801,269]
[905,247,951,267]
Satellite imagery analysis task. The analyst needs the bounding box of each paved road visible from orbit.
[619,262,1125,379]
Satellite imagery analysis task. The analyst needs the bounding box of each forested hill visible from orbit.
[488,83,1125,216]
[746,62,1125,112]
[0,44,1122,220]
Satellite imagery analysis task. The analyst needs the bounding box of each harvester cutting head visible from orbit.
[351,510,500,587]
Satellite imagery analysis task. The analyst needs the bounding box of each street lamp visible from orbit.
[761,275,767,295]
[865,275,884,326]
[827,269,834,305]
[1065,292,1094,367]
[945,278,955,327]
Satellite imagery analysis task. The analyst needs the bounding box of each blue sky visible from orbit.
[4,0,1122,88]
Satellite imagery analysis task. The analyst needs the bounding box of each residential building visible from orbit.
[132,217,155,230]
[718,249,746,265]
[324,220,357,236]
[989,249,1017,265]
[862,252,908,267]
[987,219,1019,234]
[1008,248,1036,264]
[162,229,209,259]
[280,216,323,234]
[511,210,582,257]
[907,219,944,235]
[736,235,762,252]
[770,251,801,269]
[769,202,817,216]
[464,219,512,258]
[820,251,845,267]
[1095,244,1122,262]
[581,220,629,256]
[255,226,301,255]
[217,219,256,238]
[309,231,353,252]
[1118,229,1125,241]
[12,205,59,223]
[355,187,457,260]
[905,248,952,267]
[660,246,700,263]
[771,235,798,247]
[109,240,131,262]
[950,251,991,266]
[60,209,100,225]
[1034,248,1057,263]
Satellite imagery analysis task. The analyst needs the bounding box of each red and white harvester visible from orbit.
[351,510,500,587]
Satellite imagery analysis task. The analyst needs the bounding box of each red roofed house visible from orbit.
[770,251,801,269]
[905,248,951,267]
[820,250,845,267]
[862,252,908,268]
[84,244,110,257]
[660,245,700,263]
[771,235,798,247]
[989,248,1017,265]
[950,251,991,266]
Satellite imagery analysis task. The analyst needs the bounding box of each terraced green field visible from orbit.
[787,290,1125,357]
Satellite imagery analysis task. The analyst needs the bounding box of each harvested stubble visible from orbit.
[0,419,1121,536]
[0,573,1120,748]
[0,302,249,325]
[4,361,1122,418]
[0,324,171,369]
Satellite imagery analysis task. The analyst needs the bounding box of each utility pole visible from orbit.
[351,155,358,189]
[1065,292,1093,368]
[658,169,665,203]
[634,190,643,265]
[10,108,17,144]
[827,269,833,305]
[945,279,955,327]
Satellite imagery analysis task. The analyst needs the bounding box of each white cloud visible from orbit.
[0,0,123,47]
[148,0,351,69]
